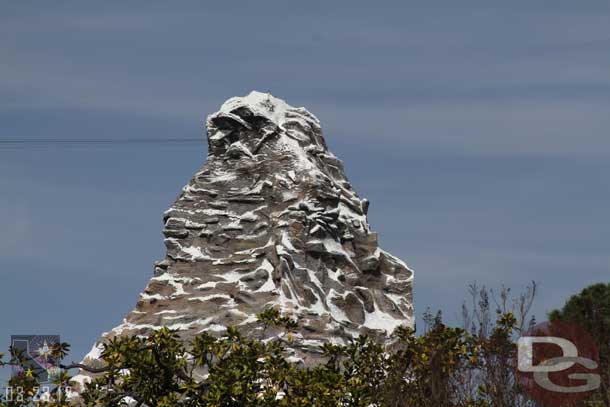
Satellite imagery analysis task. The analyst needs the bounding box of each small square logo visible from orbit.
[10,335,61,383]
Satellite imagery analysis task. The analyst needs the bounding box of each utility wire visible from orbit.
[0,138,202,145]
[0,138,204,151]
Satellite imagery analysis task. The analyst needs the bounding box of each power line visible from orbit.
[0,138,202,145]
[0,138,204,151]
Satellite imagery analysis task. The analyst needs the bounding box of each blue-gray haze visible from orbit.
[2,1,610,382]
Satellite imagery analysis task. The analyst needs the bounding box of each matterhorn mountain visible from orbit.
[79,91,413,374]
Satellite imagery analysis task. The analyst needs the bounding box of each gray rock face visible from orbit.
[82,91,413,367]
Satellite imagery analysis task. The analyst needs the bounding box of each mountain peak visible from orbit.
[75,93,414,387]
[216,91,295,126]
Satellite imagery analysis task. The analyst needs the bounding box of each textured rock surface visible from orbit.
[81,91,413,370]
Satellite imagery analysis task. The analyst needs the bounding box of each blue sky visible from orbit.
[2,1,610,381]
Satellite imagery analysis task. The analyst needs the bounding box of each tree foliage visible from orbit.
[549,282,610,406]
[0,307,533,407]
[4,281,608,406]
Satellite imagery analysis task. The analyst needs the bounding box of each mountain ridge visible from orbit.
[74,91,414,387]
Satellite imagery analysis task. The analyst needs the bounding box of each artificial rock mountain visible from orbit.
[81,91,413,369]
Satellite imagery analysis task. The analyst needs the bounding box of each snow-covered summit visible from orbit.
[214,91,298,126]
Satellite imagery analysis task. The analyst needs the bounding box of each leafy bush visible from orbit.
[1,308,530,407]
[549,282,610,406]
[2,282,607,406]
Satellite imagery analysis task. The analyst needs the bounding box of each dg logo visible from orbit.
[516,321,601,406]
